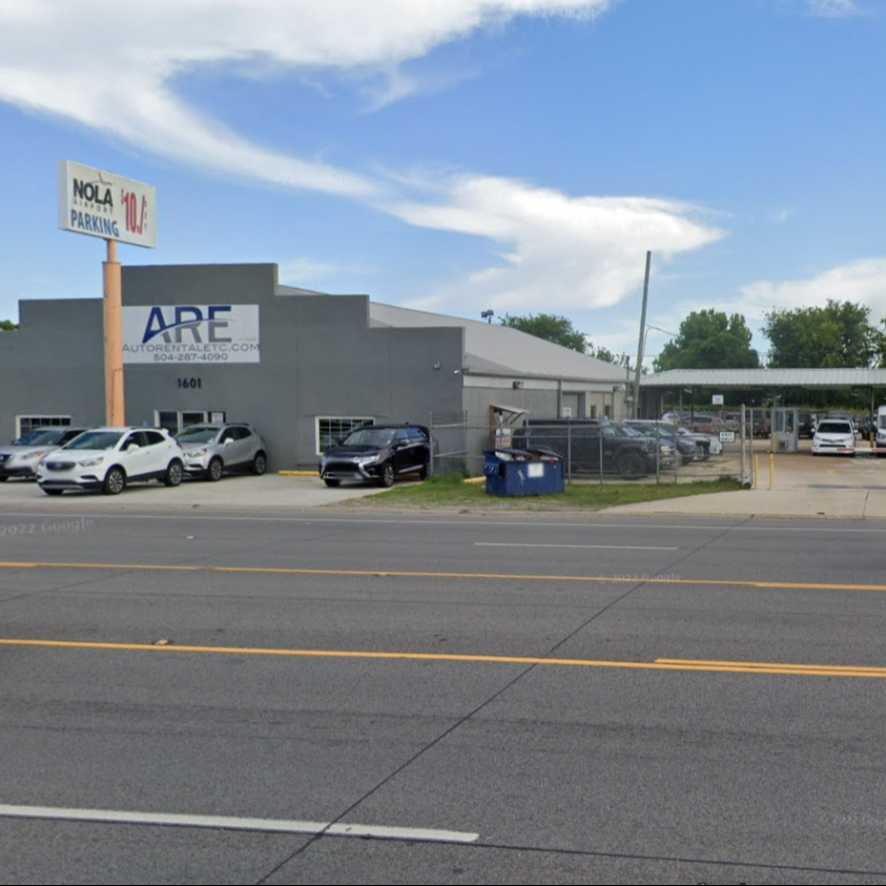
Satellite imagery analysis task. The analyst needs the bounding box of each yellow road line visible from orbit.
[2,560,886,594]
[1,638,885,679]
[657,657,886,673]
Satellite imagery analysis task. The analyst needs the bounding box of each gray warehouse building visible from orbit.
[1,263,627,468]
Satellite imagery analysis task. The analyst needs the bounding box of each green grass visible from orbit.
[355,475,743,510]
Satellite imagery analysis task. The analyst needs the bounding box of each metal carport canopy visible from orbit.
[640,368,886,389]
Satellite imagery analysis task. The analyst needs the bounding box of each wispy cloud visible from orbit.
[738,258,886,319]
[808,0,860,18]
[0,0,612,198]
[770,208,794,224]
[0,0,729,322]
[390,175,724,314]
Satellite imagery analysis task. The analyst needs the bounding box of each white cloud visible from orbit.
[0,0,611,197]
[390,175,724,313]
[807,0,859,17]
[737,258,886,319]
[0,0,728,321]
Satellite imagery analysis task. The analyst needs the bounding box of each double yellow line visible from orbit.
[1,639,884,680]
[2,560,886,595]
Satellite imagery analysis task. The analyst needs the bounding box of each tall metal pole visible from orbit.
[633,251,652,419]
[103,238,125,426]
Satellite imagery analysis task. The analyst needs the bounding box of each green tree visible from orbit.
[764,300,877,368]
[500,313,586,353]
[653,310,759,371]
[0,319,17,331]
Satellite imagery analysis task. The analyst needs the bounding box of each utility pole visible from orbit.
[633,251,652,419]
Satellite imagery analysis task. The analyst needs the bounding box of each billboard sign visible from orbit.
[58,160,157,248]
[123,305,260,364]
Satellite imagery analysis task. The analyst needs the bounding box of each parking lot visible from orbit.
[0,474,386,514]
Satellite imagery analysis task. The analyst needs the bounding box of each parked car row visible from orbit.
[508,417,724,478]
[0,423,267,495]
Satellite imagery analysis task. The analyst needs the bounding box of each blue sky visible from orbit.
[1,0,883,365]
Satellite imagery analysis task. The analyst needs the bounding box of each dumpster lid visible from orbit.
[485,447,561,462]
[490,403,528,428]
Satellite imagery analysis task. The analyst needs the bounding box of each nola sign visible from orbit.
[123,305,260,364]
[58,160,157,248]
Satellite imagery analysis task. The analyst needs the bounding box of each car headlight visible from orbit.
[77,457,104,467]
[189,447,209,457]
[21,451,47,462]
[356,455,379,466]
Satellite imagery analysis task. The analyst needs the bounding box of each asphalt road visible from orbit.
[2,507,886,884]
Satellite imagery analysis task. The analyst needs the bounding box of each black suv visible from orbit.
[513,419,658,476]
[319,424,431,488]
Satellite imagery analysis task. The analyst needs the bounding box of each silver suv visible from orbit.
[0,426,89,481]
[175,423,268,481]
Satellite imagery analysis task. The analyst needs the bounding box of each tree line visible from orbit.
[501,301,886,371]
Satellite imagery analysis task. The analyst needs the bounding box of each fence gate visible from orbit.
[771,407,800,453]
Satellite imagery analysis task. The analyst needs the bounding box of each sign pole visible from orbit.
[103,238,125,426]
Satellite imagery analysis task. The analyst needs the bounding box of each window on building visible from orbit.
[589,405,598,419]
[154,410,219,434]
[604,404,612,419]
[15,415,71,438]
[316,417,374,454]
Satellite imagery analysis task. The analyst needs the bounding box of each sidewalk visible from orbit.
[607,450,886,519]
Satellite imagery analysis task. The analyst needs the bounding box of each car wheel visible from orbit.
[379,462,395,487]
[0,476,7,482]
[324,478,341,488]
[206,457,224,482]
[252,452,267,476]
[617,452,645,477]
[42,488,63,496]
[164,460,183,487]
[103,466,126,496]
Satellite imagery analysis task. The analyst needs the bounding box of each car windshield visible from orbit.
[13,428,66,446]
[63,431,124,451]
[341,428,396,447]
[817,422,852,434]
[176,426,219,444]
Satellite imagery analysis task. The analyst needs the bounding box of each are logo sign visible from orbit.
[123,305,260,364]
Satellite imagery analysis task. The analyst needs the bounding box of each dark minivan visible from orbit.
[320,423,431,487]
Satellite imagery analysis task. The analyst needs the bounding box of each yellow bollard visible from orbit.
[768,452,775,490]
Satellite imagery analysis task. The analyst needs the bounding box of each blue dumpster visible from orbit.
[483,448,565,497]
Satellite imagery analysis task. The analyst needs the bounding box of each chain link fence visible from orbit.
[429,410,755,486]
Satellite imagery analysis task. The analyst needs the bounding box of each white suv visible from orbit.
[37,427,185,495]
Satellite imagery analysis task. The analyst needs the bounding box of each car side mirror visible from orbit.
[223,438,233,446]
[126,443,140,452]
